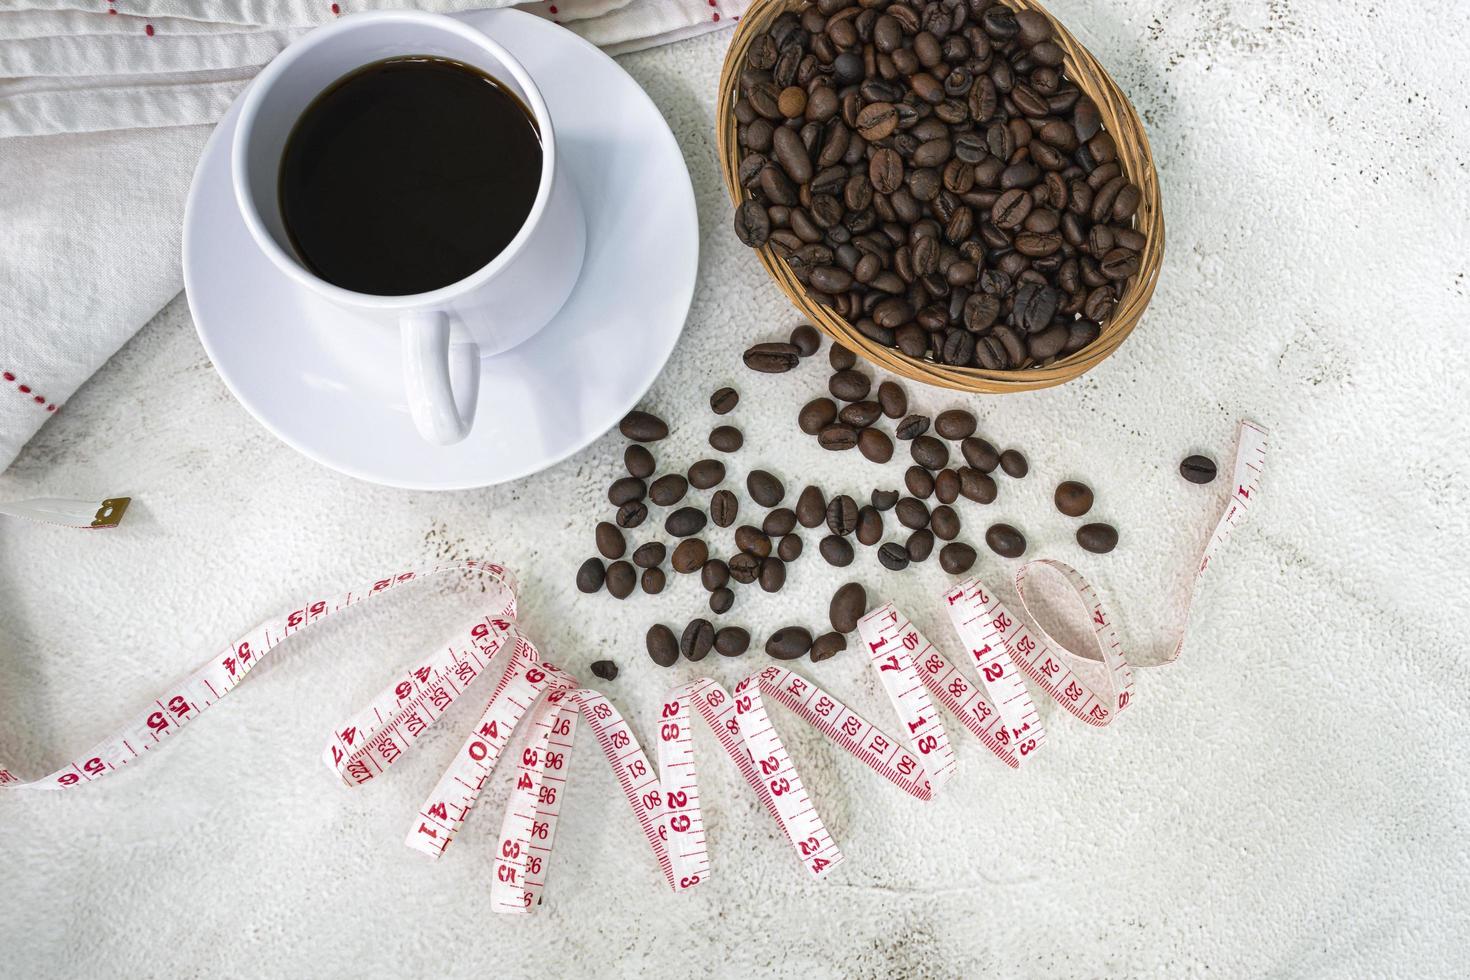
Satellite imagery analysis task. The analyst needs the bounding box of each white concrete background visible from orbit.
[2,1,1468,976]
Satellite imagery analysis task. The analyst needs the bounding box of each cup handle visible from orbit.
[400,311,480,445]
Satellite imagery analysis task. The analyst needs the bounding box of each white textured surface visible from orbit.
[2,2,1469,976]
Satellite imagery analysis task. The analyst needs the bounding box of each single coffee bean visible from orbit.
[1077,522,1119,554]
[829,582,868,633]
[701,558,730,591]
[1055,481,1094,516]
[666,506,707,537]
[878,542,911,571]
[829,369,872,402]
[934,469,960,505]
[818,424,859,451]
[877,381,908,419]
[939,542,977,574]
[871,488,899,510]
[616,501,648,528]
[759,556,787,593]
[590,659,618,681]
[728,552,761,584]
[710,489,739,527]
[576,557,605,594]
[715,626,751,657]
[896,497,931,530]
[934,409,977,440]
[820,534,855,567]
[632,541,666,568]
[733,201,771,246]
[710,386,740,415]
[906,466,935,498]
[906,528,935,563]
[710,588,735,614]
[999,449,1028,478]
[625,444,655,478]
[595,521,625,560]
[777,532,803,562]
[810,631,846,663]
[856,505,884,546]
[671,539,708,573]
[896,414,931,440]
[930,505,960,541]
[984,523,1027,558]
[1180,454,1218,484]
[608,476,646,506]
[649,473,688,507]
[688,458,726,489]
[838,401,882,428]
[858,427,894,464]
[796,485,827,528]
[959,467,997,504]
[641,566,666,594]
[799,397,839,435]
[710,425,744,452]
[743,342,802,373]
[829,344,857,370]
[735,525,772,558]
[747,469,786,507]
[619,410,668,442]
[826,494,859,536]
[961,437,1001,472]
[911,435,950,470]
[790,323,822,356]
[681,619,715,661]
[766,627,814,661]
[646,624,679,666]
[763,508,798,538]
[606,560,636,598]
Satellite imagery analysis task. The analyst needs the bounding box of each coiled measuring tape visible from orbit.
[0,421,1265,913]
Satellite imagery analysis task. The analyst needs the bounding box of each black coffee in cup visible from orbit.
[278,56,542,296]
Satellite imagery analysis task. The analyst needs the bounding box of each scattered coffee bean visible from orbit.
[766,627,813,660]
[790,323,821,356]
[999,450,1029,478]
[759,556,787,593]
[632,542,666,568]
[625,444,655,478]
[1077,522,1119,554]
[826,494,859,536]
[666,506,707,537]
[710,386,739,415]
[871,489,899,511]
[796,485,827,528]
[777,533,803,562]
[763,508,797,538]
[820,535,855,567]
[896,497,931,531]
[709,425,743,452]
[830,582,868,633]
[829,344,856,370]
[906,466,935,499]
[590,659,618,681]
[649,473,688,507]
[856,505,884,546]
[877,381,908,420]
[710,588,735,614]
[688,458,726,489]
[907,529,935,563]
[810,632,846,662]
[710,489,738,528]
[878,542,911,571]
[1055,481,1094,517]
[715,626,751,657]
[747,470,786,507]
[939,542,977,574]
[606,560,636,598]
[608,476,646,506]
[701,558,730,592]
[729,552,761,584]
[934,469,960,505]
[576,557,605,594]
[838,401,882,428]
[829,370,872,401]
[735,525,772,558]
[681,619,715,661]
[930,505,960,541]
[619,410,668,442]
[911,436,949,471]
[799,398,839,435]
[595,521,625,560]
[1180,454,1218,484]
[961,438,1001,473]
[743,342,801,373]
[934,410,977,441]
[858,428,894,464]
[959,467,997,504]
[671,539,708,573]
[818,424,859,451]
[646,624,679,666]
[896,414,930,440]
[616,501,648,528]
[985,524,1027,558]
[641,567,666,594]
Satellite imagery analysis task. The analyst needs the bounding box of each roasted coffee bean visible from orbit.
[710,425,744,452]
[1077,522,1118,554]
[649,473,688,507]
[858,427,894,464]
[710,489,739,529]
[777,533,803,562]
[796,485,827,528]
[799,397,839,435]
[759,556,787,593]
[590,659,618,681]
[733,201,771,246]
[818,424,860,451]
[999,449,1029,478]
[877,381,907,419]
[838,401,882,428]
[766,627,814,661]
[939,542,977,574]
[826,494,859,536]
[608,477,646,507]
[710,386,740,415]
[930,504,960,540]
[743,342,801,373]
[810,631,846,662]
[829,369,872,401]
[616,501,648,528]
[856,505,884,546]
[934,409,977,440]
[701,558,730,592]
[829,344,857,370]
[960,437,1000,472]
[647,624,679,666]
[820,534,854,566]
[1055,481,1094,516]
[671,539,708,573]
[896,414,931,440]
[625,444,655,478]
[895,497,931,530]
[906,465,936,498]
[576,557,605,594]
[871,488,899,511]
[878,542,911,571]
[666,506,707,537]
[595,521,625,560]
[910,435,950,470]
[729,552,761,584]
[934,468,960,504]
[829,582,868,633]
[763,508,798,538]
[707,625,745,657]
[906,528,935,563]
[747,469,786,507]
[790,323,822,356]
[984,523,1026,558]
[633,541,666,569]
[681,619,715,661]
[619,410,668,442]
[641,566,666,594]
[959,467,997,504]
[606,560,636,598]
[1180,454,1218,484]
[688,458,726,490]
[735,525,772,558]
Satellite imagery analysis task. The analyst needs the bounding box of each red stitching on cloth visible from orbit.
[3,370,58,412]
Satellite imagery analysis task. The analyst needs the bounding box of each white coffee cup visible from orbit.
[232,11,586,446]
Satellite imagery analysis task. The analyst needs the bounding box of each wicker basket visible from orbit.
[716,0,1164,392]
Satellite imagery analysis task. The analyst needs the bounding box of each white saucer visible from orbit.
[183,9,698,490]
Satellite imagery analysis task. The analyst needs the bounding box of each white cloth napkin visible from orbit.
[0,0,744,472]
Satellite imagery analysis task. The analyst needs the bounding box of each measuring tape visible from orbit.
[0,421,1265,912]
